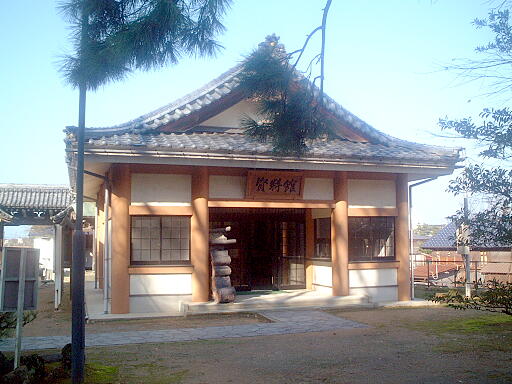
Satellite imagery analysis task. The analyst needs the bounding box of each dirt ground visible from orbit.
[82,307,512,384]
[22,284,512,383]
[22,283,267,337]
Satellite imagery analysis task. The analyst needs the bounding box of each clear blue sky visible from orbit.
[0,0,497,226]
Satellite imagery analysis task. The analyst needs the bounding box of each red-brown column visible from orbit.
[305,209,314,290]
[332,172,349,296]
[191,167,209,302]
[396,173,411,301]
[110,164,130,313]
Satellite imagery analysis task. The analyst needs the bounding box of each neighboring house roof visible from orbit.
[422,222,511,251]
[64,40,462,173]
[0,184,72,210]
[480,263,512,275]
[413,263,460,279]
[0,184,73,226]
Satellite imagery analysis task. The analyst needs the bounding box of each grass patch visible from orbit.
[410,313,512,353]
[53,363,119,383]
[413,313,512,334]
[86,347,191,383]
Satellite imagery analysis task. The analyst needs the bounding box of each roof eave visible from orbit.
[74,147,460,175]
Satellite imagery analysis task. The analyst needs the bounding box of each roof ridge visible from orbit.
[65,38,460,151]
[68,63,244,138]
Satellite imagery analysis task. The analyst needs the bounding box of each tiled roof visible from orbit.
[422,222,511,251]
[413,263,460,279]
[69,65,245,140]
[421,222,457,250]
[64,58,460,160]
[84,131,459,166]
[0,184,72,210]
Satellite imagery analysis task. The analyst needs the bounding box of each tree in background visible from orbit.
[432,2,512,313]
[239,0,334,155]
[413,223,444,237]
[440,3,512,246]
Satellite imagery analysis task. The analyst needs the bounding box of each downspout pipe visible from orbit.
[103,182,110,314]
[408,177,438,300]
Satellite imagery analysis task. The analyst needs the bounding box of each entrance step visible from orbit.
[182,293,371,315]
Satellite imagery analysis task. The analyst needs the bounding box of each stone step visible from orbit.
[183,294,371,315]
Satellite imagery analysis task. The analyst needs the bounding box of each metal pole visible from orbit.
[71,3,89,381]
[93,210,97,290]
[103,184,110,314]
[474,260,478,290]
[14,250,26,368]
[407,178,436,299]
[464,197,471,298]
[427,260,430,288]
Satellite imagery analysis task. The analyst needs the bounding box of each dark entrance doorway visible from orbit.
[210,208,306,291]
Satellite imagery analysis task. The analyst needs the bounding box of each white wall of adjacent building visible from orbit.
[33,237,54,281]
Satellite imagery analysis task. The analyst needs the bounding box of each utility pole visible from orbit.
[463,197,471,298]
[71,5,88,383]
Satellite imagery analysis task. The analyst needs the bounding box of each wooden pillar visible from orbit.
[305,209,314,290]
[332,172,349,296]
[191,167,209,302]
[110,164,130,313]
[396,173,410,301]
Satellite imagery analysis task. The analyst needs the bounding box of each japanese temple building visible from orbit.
[65,56,461,314]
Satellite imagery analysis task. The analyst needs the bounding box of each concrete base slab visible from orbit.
[184,291,370,315]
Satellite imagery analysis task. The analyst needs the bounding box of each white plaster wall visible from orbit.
[312,264,332,291]
[311,208,331,219]
[350,287,398,302]
[130,274,192,295]
[348,179,396,208]
[303,178,334,200]
[131,174,191,206]
[130,295,191,313]
[33,237,54,280]
[209,175,246,199]
[349,268,397,288]
[201,100,259,128]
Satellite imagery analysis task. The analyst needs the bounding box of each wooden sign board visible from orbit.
[0,248,40,312]
[246,170,304,200]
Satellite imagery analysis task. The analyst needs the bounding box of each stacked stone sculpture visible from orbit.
[210,226,236,303]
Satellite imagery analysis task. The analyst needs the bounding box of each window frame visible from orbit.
[130,215,191,266]
[313,217,331,260]
[348,216,395,262]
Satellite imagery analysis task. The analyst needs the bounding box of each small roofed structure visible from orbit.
[0,184,73,226]
[0,184,74,309]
